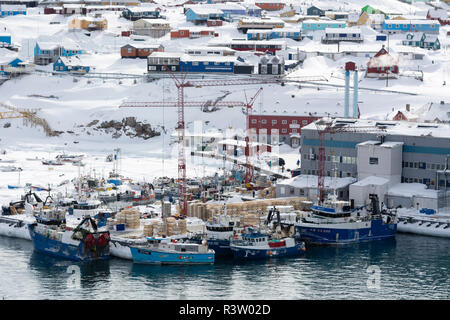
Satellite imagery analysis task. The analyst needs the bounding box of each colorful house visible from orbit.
[0,33,11,47]
[121,6,160,21]
[34,41,82,65]
[0,56,21,76]
[301,19,346,31]
[361,5,384,15]
[68,15,108,31]
[254,0,285,11]
[426,8,450,25]
[366,47,398,79]
[132,18,171,37]
[382,19,440,34]
[356,12,385,30]
[247,28,302,41]
[185,7,224,24]
[53,56,90,73]
[120,43,164,58]
[306,6,324,16]
[402,32,440,50]
[0,4,26,16]
[171,28,217,39]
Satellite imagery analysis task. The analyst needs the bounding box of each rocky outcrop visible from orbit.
[95,117,160,140]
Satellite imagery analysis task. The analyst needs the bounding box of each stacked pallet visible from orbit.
[240,213,260,227]
[117,208,141,229]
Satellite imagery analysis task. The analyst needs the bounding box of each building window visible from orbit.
[292,120,297,124]
[251,119,257,124]
[282,128,287,133]
[261,119,267,124]
[272,120,277,125]
[369,157,378,165]
[292,129,297,133]
[148,66,156,71]
[282,120,287,124]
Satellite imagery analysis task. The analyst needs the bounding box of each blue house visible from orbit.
[0,4,26,16]
[301,20,347,31]
[53,56,90,73]
[34,41,82,65]
[0,33,11,47]
[244,4,262,17]
[185,7,224,25]
[382,19,440,34]
[247,28,302,41]
[0,57,22,76]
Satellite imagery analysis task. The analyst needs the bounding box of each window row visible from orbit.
[402,161,447,170]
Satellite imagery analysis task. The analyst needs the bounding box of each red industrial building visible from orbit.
[248,114,320,147]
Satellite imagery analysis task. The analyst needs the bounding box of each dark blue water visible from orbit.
[0,234,449,299]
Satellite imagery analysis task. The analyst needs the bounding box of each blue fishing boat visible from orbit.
[130,237,215,265]
[230,227,306,260]
[295,195,397,245]
[28,210,110,262]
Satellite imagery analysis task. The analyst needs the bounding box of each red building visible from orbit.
[170,29,217,39]
[121,43,164,58]
[426,8,450,26]
[207,19,223,27]
[392,111,408,121]
[366,47,398,78]
[248,114,320,145]
[255,1,285,11]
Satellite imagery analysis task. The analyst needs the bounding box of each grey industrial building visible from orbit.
[299,118,450,189]
[285,117,450,210]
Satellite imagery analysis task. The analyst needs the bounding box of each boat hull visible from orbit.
[207,239,232,257]
[295,219,397,245]
[397,220,450,238]
[230,243,305,260]
[28,225,109,262]
[130,247,215,265]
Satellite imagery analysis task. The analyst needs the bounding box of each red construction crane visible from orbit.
[315,118,386,203]
[122,69,327,215]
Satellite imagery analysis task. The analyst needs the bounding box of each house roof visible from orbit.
[57,55,88,67]
[122,42,163,49]
[427,8,448,20]
[0,4,26,10]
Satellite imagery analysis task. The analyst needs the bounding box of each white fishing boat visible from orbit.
[397,208,450,238]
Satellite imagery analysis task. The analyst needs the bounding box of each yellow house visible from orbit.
[69,16,108,31]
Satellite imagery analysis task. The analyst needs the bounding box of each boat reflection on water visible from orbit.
[28,250,111,293]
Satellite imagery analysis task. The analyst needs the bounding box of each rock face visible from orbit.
[96,117,160,140]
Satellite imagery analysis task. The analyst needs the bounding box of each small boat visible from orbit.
[397,209,450,238]
[130,237,215,265]
[28,213,110,262]
[0,165,21,172]
[230,227,306,260]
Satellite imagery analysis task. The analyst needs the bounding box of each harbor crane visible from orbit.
[121,69,327,216]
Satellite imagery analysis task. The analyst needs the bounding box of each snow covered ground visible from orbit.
[0,0,449,204]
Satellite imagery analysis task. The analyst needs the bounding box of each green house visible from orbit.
[402,33,440,50]
[361,5,384,15]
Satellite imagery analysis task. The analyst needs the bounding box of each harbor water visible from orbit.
[0,233,449,300]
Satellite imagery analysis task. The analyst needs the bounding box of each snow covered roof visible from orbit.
[357,140,403,148]
[0,4,26,10]
[387,183,439,199]
[421,102,450,123]
[303,118,450,139]
[368,50,398,68]
[384,19,440,25]
[149,51,183,58]
[126,6,159,12]
[324,27,361,34]
[277,174,356,189]
[57,55,88,67]
[427,8,448,20]
[185,7,224,15]
[351,176,389,187]
[123,42,163,49]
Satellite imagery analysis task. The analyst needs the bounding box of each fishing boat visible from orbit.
[230,227,306,260]
[294,195,397,245]
[56,154,84,163]
[130,237,215,265]
[28,212,110,262]
[201,215,236,256]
